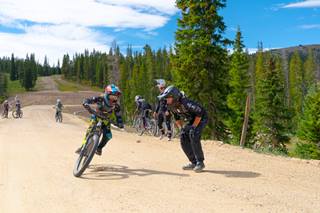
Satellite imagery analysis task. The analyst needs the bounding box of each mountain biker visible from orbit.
[134,95,152,130]
[75,84,124,156]
[2,100,9,118]
[154,79,172,141]
[55,99,64,118]
[158,85,208,172]
[15,98,21,112]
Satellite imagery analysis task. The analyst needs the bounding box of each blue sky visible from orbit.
[0,0,319,64]
[222,0,320,51]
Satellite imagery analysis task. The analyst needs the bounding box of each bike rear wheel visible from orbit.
[73,134,100,177]
[12,111,18,118]
[149,119,158,136]
[19,110,23,118]
[56,112,62,122]
[137,119,145,136]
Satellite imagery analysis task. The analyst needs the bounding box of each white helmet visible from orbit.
[155,79,166,88]
[57,99,61,103]
[4,100,8,103]
[135,95,142,102]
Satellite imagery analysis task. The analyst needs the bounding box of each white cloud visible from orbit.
[0,0,175,29]
[96,0,177,15]
[0,24,112,64]
[0,0,178,64]
[283,0,320,8]
[227,47,281,55]
[299,24,320,29]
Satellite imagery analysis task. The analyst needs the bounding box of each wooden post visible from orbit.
[240,94,251,148]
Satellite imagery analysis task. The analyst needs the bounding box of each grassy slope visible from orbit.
[7,76,25,95]
[52,75,102,92]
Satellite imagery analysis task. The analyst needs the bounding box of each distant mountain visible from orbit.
[270,44,320,80]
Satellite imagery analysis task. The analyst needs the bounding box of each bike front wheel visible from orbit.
[12,111,18,118]
[73,133,100,177]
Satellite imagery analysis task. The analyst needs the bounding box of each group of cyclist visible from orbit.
[134,79,173,141]
[2,79,207,172]
[2,96,63,120]
[76,79,207,172]
[1,96,22,118]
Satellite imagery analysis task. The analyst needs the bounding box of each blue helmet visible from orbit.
[104,84,121,105]
[105,84,121,96]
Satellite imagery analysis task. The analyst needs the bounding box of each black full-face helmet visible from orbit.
[157,85,182,102]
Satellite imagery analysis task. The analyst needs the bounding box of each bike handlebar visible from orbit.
[83,104,117,126]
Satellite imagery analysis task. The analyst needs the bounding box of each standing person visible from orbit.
[54,99,64,121]
[158,86,208,172]
[75,84,124,156]
[2,100,9,118]
[154,79,172,141]
[15,96,21,112]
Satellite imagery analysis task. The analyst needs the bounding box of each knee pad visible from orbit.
[106,132,112,140]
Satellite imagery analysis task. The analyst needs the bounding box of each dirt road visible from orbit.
[0,105,319,213]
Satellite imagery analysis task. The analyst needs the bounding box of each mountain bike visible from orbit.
[73,108,118,177]
[12,108,23,118]
[154,113,179,139]
[55,111,63,123]
[1,110,9,118]
[134,109,157,136]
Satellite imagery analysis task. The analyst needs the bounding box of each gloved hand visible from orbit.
[83,102,90,109]
[182,125,195,137]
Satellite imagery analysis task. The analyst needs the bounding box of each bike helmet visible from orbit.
[155,79,166,88]
[57,99,61,103]
[157,85,182,101]
[105,84,121,96]
[135,95,142,102]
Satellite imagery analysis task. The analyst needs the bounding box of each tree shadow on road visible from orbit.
[81,164,189,180]
[202,170,261,178]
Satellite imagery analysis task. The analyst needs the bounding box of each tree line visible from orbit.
[0,54,60,99]
[4,0,317,159]
[61,44,173,121]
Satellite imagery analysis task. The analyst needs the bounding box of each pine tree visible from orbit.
[62,54,71,78]
[289,50,303,126]
[253,55,290,150]
[303,48,316,94]
[0,72,7,98]
[56,60,61,75]
[172,0,231,139]
[10,53,17,81]
[43,56,50,76]
[20,54,36,91]
[295,85,320,159]
[30,54,37,86]
[297,86,320,143]
[253,42,264,109]
[226,27,250,143]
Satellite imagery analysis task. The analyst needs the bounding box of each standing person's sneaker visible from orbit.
[182,163,196,170]
[193,162,205,172]
[96,148,102,156]
[167,137,172,141]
